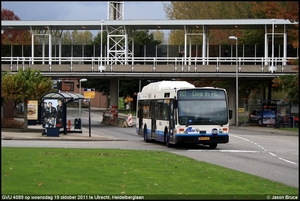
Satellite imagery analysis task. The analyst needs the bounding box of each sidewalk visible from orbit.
[1,108,129,141]
[232,125,298,136]
[1,124,127,141]
[1,123,297,141]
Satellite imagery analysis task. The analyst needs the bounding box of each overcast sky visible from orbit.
[1,1,169,21]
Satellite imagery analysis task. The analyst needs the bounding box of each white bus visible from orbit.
[136,80,232,148]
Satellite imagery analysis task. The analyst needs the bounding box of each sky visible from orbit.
[2,1,170,39]
[1,1,169,21]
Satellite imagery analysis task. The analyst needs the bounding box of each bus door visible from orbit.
[169,100,175,130]
[138,102,143,134]
[150,101,156,138]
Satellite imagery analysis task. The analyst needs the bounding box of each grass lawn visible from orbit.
[1,148,298,199]
[278,127,299,132]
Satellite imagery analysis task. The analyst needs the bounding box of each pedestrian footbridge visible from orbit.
[1,19,298,79]
[1,56,298,80]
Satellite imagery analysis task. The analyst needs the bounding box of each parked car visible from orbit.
[250,109,299,127]
[249,110,262,124]
[249,110,276,126]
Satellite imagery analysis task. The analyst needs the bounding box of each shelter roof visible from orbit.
[42,92,84,101]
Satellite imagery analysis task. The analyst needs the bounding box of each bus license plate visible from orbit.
[199,137,210,140]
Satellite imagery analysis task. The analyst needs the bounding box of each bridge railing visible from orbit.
[1,56,298,73]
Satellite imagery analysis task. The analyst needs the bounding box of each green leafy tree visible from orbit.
[93,30,108,45]
[61,30,93,45]
[61,31,73,45]
[1,68,54,128]
[133,30,161,45]
[272,74,299,104]
[152,30,165,44]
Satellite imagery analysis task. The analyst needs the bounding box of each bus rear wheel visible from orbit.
[144,128,150,143]
[165,133,172,147]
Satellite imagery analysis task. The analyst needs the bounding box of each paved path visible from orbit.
[1,107,298,141]
[1,123,297,141]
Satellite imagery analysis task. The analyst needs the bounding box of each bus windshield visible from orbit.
[178,100,228,126]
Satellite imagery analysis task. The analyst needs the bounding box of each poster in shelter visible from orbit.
[42,99,64,128]
[27,100,38,120]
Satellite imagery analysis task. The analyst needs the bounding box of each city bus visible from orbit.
[136,80,232,148]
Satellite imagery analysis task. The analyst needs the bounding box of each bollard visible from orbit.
[127,113,133,127]
[110,105,118,124]
[67,120,71,131]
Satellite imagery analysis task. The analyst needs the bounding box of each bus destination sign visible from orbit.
[177,89,225,99]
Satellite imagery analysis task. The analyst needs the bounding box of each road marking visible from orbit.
[278,157,297,165]
[188,150,259,152]
[231,134,298,165]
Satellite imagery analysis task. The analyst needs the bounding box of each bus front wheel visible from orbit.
[209,143,217,149]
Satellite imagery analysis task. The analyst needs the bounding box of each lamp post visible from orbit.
[271,19,276,73]
[100,20,104,69]
[229,36,239,127]
[79,78,87,117]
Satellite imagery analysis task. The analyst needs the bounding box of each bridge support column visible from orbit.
[228,80,238,126]
[110,79,119,123]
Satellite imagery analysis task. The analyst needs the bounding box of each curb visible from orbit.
[1,136,127,141]
[1,128,44,133]
[231,126,298,136]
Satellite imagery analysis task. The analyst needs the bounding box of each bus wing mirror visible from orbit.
[229,109,233,119]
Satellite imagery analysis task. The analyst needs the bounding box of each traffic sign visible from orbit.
[83,88,95,99]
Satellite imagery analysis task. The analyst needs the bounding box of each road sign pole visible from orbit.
[89,98,91,137]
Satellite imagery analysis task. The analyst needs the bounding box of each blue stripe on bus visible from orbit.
[176,133,228,137]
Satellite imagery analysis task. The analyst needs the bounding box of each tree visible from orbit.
[93,30,108,45]
[133,30,161,45]
[164,1,299,104]
[1,9,32,45]
[152,30,165,44]
[1,68,54,129]
[272,74,299,104]
[251,1,298,48]
[60,30,93,45]
[251,1,299,103]
[164,2,253,45]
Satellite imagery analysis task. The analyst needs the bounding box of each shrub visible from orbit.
[1,118,24,129]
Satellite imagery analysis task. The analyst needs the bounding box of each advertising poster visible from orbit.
[262,103,276,125]
[27,100,38,120]
[42,99,64,128]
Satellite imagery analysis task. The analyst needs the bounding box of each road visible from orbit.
[2,108,298,188]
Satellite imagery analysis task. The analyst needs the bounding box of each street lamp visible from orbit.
[98,20,105,72]
[79,78,87,117]
[270,19,276,73]
[100,20,103,70]
[229,36,239,127]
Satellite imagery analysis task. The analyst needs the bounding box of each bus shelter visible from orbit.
[250,99,295,127]
[41,92,84,136]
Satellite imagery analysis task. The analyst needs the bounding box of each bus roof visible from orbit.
[141,81,195,93]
